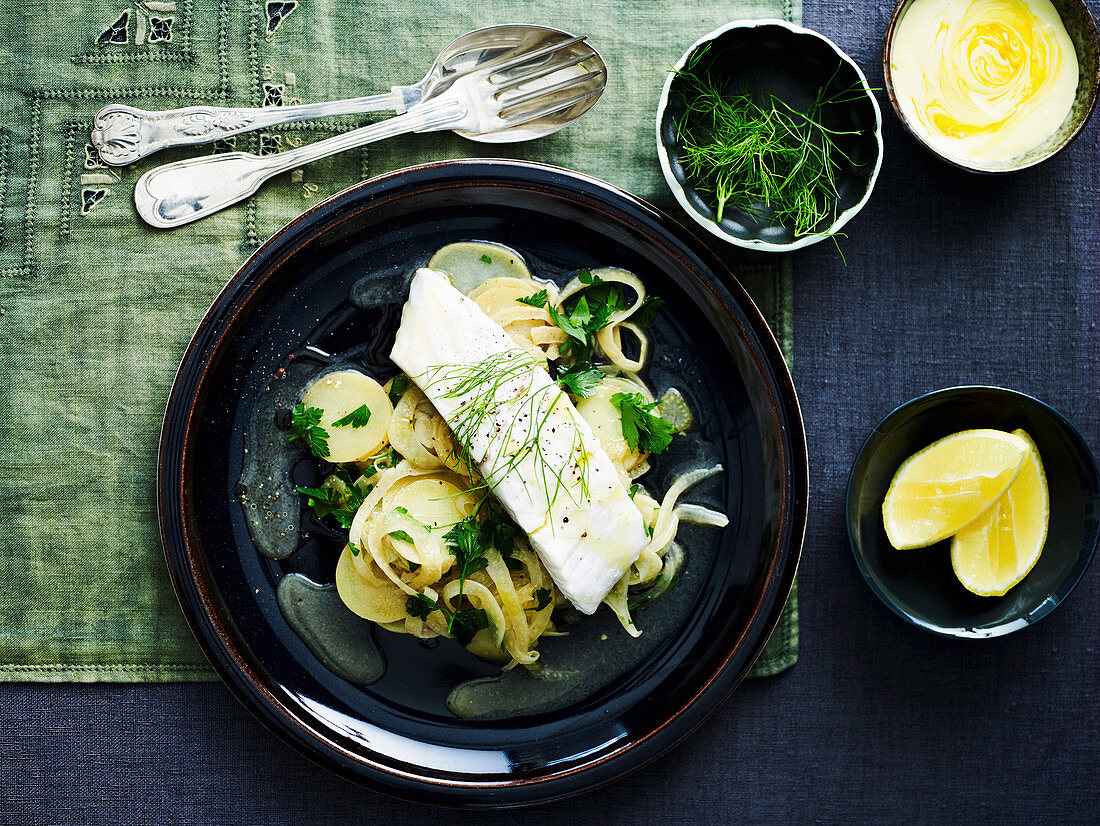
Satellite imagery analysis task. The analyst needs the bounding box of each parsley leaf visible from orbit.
[480,253,492,264]
[630,295,664,328]
[532,587,553,612]
[403,594,488,646]
[294,484,343,517]
[516,289,548,308]
[388,530,414,544]
[406,593,439,620]
[450,608,489,646]
[628,483,639,499]
[332,481,368,528]
[556,364,602,398]
[544,271,633,361]
[484,509,517,559]
[388,375,408,405]
[444,515,489,588]
[348,541,361,557]
[286,404,329,458]
[331,404,371,429]
[296,473,369,528]
[610,392,677,454]
[546,302,588,348]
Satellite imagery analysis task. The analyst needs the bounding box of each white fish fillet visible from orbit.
[389,268,649,614]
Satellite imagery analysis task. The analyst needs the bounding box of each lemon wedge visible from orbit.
[882,429,1029,549]
[950,429,1048,596]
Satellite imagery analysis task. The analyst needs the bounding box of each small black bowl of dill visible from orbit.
[657,20,883,252]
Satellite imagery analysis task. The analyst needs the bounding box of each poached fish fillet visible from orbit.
[389,268,649,614]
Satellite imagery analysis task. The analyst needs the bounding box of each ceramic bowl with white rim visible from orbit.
[656,19,883,252]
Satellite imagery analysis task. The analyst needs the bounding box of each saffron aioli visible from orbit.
[889,0,1079,165]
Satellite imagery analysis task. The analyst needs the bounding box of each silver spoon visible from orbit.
[91,24,589,166]
[133,33,606,228]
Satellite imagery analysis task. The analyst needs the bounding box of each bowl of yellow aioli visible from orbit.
[884,0,1099,172]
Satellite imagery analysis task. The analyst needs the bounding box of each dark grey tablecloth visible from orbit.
[4,2,1098,823]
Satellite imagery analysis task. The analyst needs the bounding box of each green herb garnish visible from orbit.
[332,404,371,429]
[286,404,329,458]
[480,254,493,264]
[485,508,518,560]
[294,483,343,513]
[556,363,602,398]
[388,530,414,544]
[449,608,490,645]
[550,276,625,361]
[517,289,548,308]
[405,593,438,619]
[445,515,490,589]
[630,296,664,328]
[419,350,591,510]
[531,587,553,612]
[296,472,369,528]
[672,45,861,241]
[404,593,489,646]
[348,541,361,557]
[611,392,677,454]
[388,375,408,405]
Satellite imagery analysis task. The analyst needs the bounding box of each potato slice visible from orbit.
[300,370,392,462]
[389,476,478,530]
[575,376,651,472]
[335,546,408,623]
[427,241,531,294]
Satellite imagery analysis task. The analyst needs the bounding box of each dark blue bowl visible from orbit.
[846,386,1099,638]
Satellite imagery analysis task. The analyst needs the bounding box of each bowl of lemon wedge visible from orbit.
[846,386,1099,638]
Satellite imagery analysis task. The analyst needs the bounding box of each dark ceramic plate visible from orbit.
[847,386,1099,638]
[158,159,807,807]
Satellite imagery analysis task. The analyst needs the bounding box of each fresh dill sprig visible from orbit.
[418,350,592,513]
[671,45,862,241]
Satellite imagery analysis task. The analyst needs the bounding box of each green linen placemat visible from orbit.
[0,0,798,682]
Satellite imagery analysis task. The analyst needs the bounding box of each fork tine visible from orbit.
[498,70,606,111]
[492,51,596,94]
[481,34,588,77]
[499,85,605,126]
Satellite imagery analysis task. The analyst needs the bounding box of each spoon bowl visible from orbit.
[418,25,608,142]
[133,31,607,227]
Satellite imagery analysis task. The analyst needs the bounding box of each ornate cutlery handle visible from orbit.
[134,97,465,228]
[91,91,411,166]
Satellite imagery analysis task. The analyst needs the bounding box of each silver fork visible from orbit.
[90,24,588,166]
[133,35,607,228]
